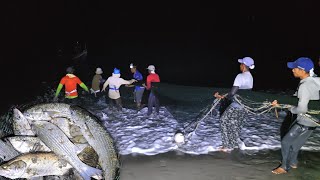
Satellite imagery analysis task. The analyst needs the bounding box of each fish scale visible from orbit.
[32,121,101,180]
[70,105,119,180]
[0,139,20,162]
[0,153,73,179]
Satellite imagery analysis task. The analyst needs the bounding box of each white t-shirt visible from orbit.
[102,74,132,99]
[233,71,253,89]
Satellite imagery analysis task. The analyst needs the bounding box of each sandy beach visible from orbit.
[119,150,320,180]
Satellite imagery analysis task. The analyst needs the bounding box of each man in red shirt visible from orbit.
[143,65,160,115]
[54,66,89,103]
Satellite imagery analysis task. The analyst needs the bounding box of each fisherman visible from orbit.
[214,57,255,151]
[90,67,105,98]
[54,66,89,104]
[102,68,136,111]
[127,63,145,109]
[272,57,320,174]
[143,65,160,116]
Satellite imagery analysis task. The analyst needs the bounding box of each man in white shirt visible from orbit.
[102,68,136,111]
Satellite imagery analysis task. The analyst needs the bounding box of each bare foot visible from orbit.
[290,164,297,169]
[272,167,287,174]
[218,147,231,152]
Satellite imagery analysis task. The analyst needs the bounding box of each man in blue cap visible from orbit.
[102,68,136,111]
[272,57,320,174]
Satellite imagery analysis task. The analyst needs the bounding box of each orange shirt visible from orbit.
[59,75,82,97]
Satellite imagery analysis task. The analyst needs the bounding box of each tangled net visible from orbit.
[182,94,320,141]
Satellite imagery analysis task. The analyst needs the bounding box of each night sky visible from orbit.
[2,1,320,111]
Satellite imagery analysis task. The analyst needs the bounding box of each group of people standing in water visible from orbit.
[54,56,320,175]
[215,56,320,175]
[54,63,161,116]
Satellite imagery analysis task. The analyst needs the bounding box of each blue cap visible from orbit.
[287,57,314,72]
[113,68,120,74]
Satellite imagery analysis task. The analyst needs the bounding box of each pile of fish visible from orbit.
[0,103,119,180]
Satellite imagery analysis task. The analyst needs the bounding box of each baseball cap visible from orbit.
[113,68,120,74]
[238,57,255,69]
[287,57,314,72]
[147,65,155,71]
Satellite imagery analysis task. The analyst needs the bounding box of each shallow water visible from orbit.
[1,84,320,179]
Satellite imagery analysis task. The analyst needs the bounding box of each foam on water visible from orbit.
[3,90,320,156]
[80,96,320,156]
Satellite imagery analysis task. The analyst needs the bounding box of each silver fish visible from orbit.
[31,121,102,180]
[0,152,73,179]
[0,139,20,162]
[49,117,74,139]
[24,103,72,120]
[5,136,51,153]
[70,105,119,180]
[5,135,89,154]
[12,108,34,136]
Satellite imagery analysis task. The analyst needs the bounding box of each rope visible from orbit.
[179,93,320,143]
[181,94,228,141]
[182,97,222,134]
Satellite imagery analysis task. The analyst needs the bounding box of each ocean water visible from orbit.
[1,83,320,179]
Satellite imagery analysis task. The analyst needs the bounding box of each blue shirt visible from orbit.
[133,70,144,90]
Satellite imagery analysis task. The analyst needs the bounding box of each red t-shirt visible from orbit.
[146,73,160,90]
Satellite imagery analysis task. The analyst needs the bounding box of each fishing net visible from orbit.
[149,83,320,137]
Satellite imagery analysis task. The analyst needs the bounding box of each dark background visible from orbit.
[1,1,320,112]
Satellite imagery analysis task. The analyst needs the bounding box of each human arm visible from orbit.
[146,76,151,90]
[125,84,135,87]
[135,72,143,81]
[290,85,310,114]
[214,86,239,99]
[55,84,63,97]
[79,83,89,92]
[100,78,106,84]
[102,78,109,92]
[55,77,66,97]
[120,78,136,86]
[75,77,89,92]
[226,86,239,99]
[290,97,309,114]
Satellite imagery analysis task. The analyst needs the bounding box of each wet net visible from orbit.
[152,83,320,137]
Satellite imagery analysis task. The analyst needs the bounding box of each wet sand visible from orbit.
[119,150,320,180]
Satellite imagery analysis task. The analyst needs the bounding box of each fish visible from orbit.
[24,103,72,121]
[0,139,20,162]
[21,103,91,139]
[5,136,99,169]
[31,120,102,180]
[0,111,14,138]
[23,104,77,139]
[70,135,88,144]
[70,105,119,180]
[4,136,51,153]
[12,108,35,136]
[77,146,99,168]
[69,124,83,137]
[49,117,75,139]
[0,152,73,179]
